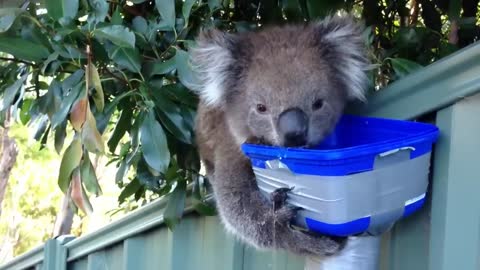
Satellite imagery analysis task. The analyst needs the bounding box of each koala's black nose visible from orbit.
[278,108,308,147]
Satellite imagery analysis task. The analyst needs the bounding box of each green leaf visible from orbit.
[0,8,24,33]
[33,115,49,142]
[111,6,123,25]
[42,52,60,74]
[182,0,196,26]
[69,95,87,131]
[95,99,116,134]
[174,49,199,89]
[207,0,222,10]
[115,158,129,184]
[19,98,33,125]
[80,151,102,196]
[306,0,343,19]
[108,108,133,153]
[95,25,136,48]
[136,157,162,190]
[89,0,108,23]
[193,201,217,216]
[0,74,28,111]
[0,37,50,62]
[70,167,94,215]
[164,180,186,230]
[46,0,79,25]
[388,58,423,79]
[152,90,192,144]
[82,106,105,154]
[448,0,462,20]
[132,16,148,34]
[118,178,142,203]
[58,136,83,193]
[55,120,68,154]
[140,110,170,173]
[155,0,176,29]
[143,57,176,78]
[51,82,82,129]
[88,63,104,111]
[63,70,85,90]
[110,47,142,73]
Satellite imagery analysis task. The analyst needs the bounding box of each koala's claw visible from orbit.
[271,187,294,210]
[285,227,348,256]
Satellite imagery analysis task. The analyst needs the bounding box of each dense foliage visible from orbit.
[0,0,478,228]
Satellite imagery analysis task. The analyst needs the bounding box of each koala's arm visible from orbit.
[210,135,346,257]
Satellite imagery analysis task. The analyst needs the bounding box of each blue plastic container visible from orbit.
[241,115,440,236]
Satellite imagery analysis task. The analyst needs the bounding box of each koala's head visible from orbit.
[191,15,369,147]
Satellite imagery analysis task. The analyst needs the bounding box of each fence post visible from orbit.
[429,94,480,270]
[42,236,75,270]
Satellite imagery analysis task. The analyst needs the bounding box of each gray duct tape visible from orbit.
[253,150,431,229]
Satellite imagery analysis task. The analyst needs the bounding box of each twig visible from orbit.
[0,57,36,66]
[103,67,130,87]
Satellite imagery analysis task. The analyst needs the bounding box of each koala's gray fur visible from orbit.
[190,14,370,257]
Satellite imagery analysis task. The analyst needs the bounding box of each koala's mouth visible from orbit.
[246,136,313,149]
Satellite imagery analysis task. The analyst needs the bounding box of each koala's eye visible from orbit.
[312,99,324,111]
[256,104,267,113]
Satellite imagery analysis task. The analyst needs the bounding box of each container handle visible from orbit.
[378,146,415,157]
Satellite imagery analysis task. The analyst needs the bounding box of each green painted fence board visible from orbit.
[0,245,44,270]
[429,94,480,270]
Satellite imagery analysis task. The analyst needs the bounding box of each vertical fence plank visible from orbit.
[42,239,68,270]
[429,94,480,270]
[386,198,432,270]
[123,238,146,270]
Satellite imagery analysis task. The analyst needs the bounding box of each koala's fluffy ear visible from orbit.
[315,15,370,101]
[190,29,236,107]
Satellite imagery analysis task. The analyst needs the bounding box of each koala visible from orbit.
[190,15,369,257]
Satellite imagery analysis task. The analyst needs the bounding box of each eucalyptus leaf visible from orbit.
[0,37,50,62]
[70,167,94,215]
[0,8,24,33]
[174,49,199,89]
[55,120,68,154]
[51,82,82,129]
[182,0,196,27]
[108,108,133,153]
[389,58,423,79]
[155,0,176,29]
[88,63,104,111]
[19,98,33,125]
[0,74,28,111]
[110,47,142,73]
[95,25,136,48]
[207,0,222,10]
[82,107,105,154]
[58,136,83,193]
[111,7,122,25]
[164,180,186,230]
[89,0,108,23]
[143,57,176,78]
[136,157,162,190]
[140,110,170,173]
[118,178,142,203]
[46,0,79,25]
[80,151,102,196]
[132,16,148,35]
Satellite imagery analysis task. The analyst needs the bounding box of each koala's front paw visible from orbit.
[286,228,348,257]
[270,187,295,211]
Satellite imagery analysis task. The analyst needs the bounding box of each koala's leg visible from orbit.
[212,142,347,257]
